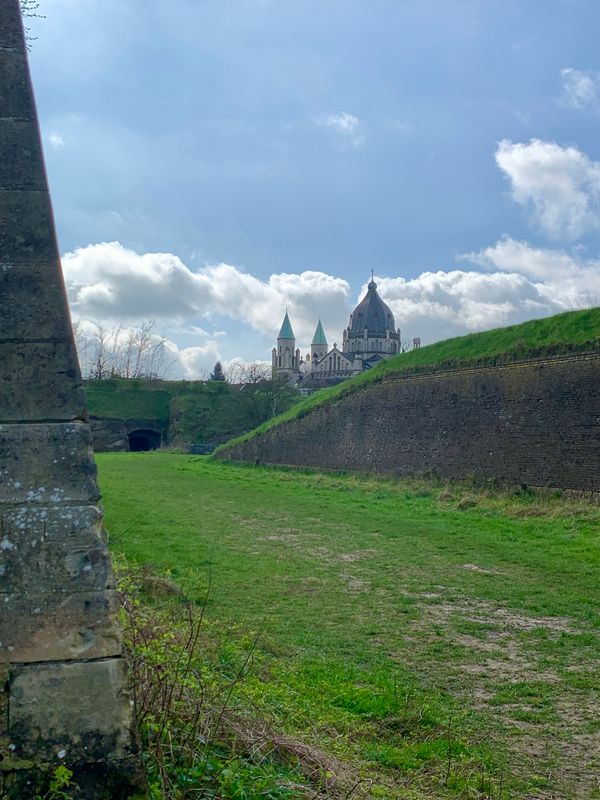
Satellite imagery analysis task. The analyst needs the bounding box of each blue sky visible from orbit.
[28,0,600,376]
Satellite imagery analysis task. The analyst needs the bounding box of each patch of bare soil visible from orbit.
[415,594,600,798]
[281,576,322,595]
[423,596,576,634]
[337,550,377,563]
[259,533,300,543]
[339,572,370,593]
[461,563,503,575]
[306,546,334,560]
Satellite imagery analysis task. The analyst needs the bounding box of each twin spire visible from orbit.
[278,311,329,347]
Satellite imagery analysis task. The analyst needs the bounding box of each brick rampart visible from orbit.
[218,353,600,491]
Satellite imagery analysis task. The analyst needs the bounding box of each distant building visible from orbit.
[272,276,403,388]
[272,310,302,379]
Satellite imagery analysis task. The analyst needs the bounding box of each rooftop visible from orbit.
[278,311,295,339]
[311,319,328,346]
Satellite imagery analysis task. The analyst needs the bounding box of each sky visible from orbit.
[27,0,600,377]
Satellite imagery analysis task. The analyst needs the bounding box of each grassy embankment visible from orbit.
[100,452,600,799]
[219,306,600,452]
[85,378,172,422]
[85,378,299,445]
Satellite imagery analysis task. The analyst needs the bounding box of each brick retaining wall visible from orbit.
[218,353,600,491]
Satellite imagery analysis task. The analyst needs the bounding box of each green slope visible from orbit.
[85,377,301,444]
[85,378,172,422]
[218,307,600,450]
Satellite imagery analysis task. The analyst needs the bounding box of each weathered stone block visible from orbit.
[0,48,33,118]
[0,341,85,421]
[0,422,99,504]
[0,263,71,341]
[0,193,61,267]
[90,418,130,452]
[0,591,122,663]
[0,118,45,190]
[7,659,137,762]
[0,0,142,792]
[0,7,23,48]
[0,504,112,595]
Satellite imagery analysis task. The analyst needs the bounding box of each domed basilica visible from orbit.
[272,276,402,388]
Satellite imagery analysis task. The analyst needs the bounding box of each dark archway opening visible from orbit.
[128,429,161,452]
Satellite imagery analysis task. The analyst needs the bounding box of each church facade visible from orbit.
[272,277,401,388]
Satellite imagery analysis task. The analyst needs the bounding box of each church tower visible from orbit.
[311,319,328,364]
[343,273,400,362]
[273,310,298,377]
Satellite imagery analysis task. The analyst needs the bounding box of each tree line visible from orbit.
[73,320,176,381]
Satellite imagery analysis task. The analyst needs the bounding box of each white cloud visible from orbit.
[559,68,600,112]
[315,112,365,148]
[376,237,600,343]
[462,237,600,310]
[461,235,575,280]
[495,139,600,239]
[49,132,65,147]
[62,242,351,344]
[65,239,600,376]
[378,269,551,343]
[177,342,223,378]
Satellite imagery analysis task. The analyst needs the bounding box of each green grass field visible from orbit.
[99,453,600,799]
[220,306,600,452]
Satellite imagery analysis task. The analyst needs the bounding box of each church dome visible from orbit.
[348,278,396,335]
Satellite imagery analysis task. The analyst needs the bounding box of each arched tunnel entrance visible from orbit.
[127,429,161,452]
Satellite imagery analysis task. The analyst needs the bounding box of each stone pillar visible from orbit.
[0,3,143,797]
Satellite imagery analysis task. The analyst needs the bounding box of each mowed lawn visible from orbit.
[98,453,600,799]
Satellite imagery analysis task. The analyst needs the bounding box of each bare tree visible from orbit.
[226,361,270,385]
[73,320,176,381]
[88,323,111,380]
[20,0,44,47]
[230,361,297,424]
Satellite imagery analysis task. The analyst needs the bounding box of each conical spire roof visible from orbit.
[278,311,295,339]
[311,319,328,346]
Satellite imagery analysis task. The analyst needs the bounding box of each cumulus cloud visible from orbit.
[315,112,365,148]
[462,235,575,280]
[63,241,351,344]
[495,139,600,239]
[64,239,600,378]
[377,237,600,343]
[559,68,600,112]
[378,269,551,342]
[462,237,600,309]
[176,343,223,378]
